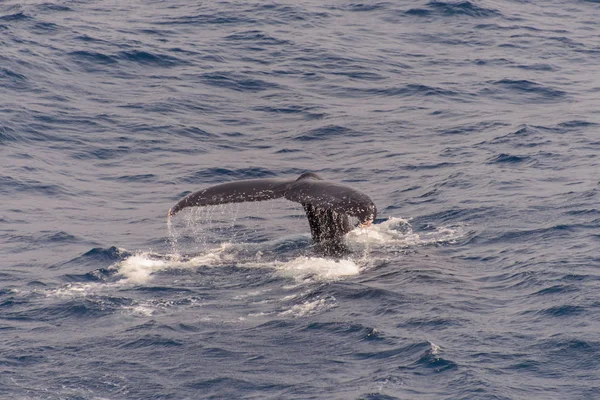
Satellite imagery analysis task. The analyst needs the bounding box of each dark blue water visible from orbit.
[2,0,600,398]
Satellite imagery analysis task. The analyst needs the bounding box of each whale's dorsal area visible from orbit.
[168,172,377,249]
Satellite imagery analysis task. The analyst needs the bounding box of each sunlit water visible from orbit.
[1,0,599,399]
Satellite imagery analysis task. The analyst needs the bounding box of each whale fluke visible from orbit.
[168,178,290,216]
[168,172,377,250]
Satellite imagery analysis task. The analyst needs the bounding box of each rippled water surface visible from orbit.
[2,0,600,399]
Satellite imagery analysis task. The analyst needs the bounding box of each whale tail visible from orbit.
[168,172,376,249]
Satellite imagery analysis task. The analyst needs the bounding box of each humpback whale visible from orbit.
[168,172,377,253]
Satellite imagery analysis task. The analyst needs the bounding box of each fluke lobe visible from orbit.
[168,172,377,253]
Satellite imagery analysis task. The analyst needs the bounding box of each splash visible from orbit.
[44,215,462,312]
[112,245,230,284]
[38,216,465,322]
[271,256,360,282]
[116,217,461,285]
[111,250,361,285]
[347,217,463,247]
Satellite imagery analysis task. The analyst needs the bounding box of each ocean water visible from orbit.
[1,0,599,398]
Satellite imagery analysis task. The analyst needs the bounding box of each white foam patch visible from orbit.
[347,217,463,247]
[116,254,167,285]
[48,282,118,298]
[233,289,272,300]
[111,243,361,285]
[279,297,336,317]
[112,245,231,284]
[242,256,360,283]
[276,256,360,281]
[122,304,155,317]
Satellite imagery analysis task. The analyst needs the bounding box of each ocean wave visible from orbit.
[482,79,567,103]
[1,0,599,398]
[407,1,499,18]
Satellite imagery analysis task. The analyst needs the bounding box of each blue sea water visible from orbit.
[1,0,600,398]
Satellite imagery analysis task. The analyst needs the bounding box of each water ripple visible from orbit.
[1,0,599,398]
